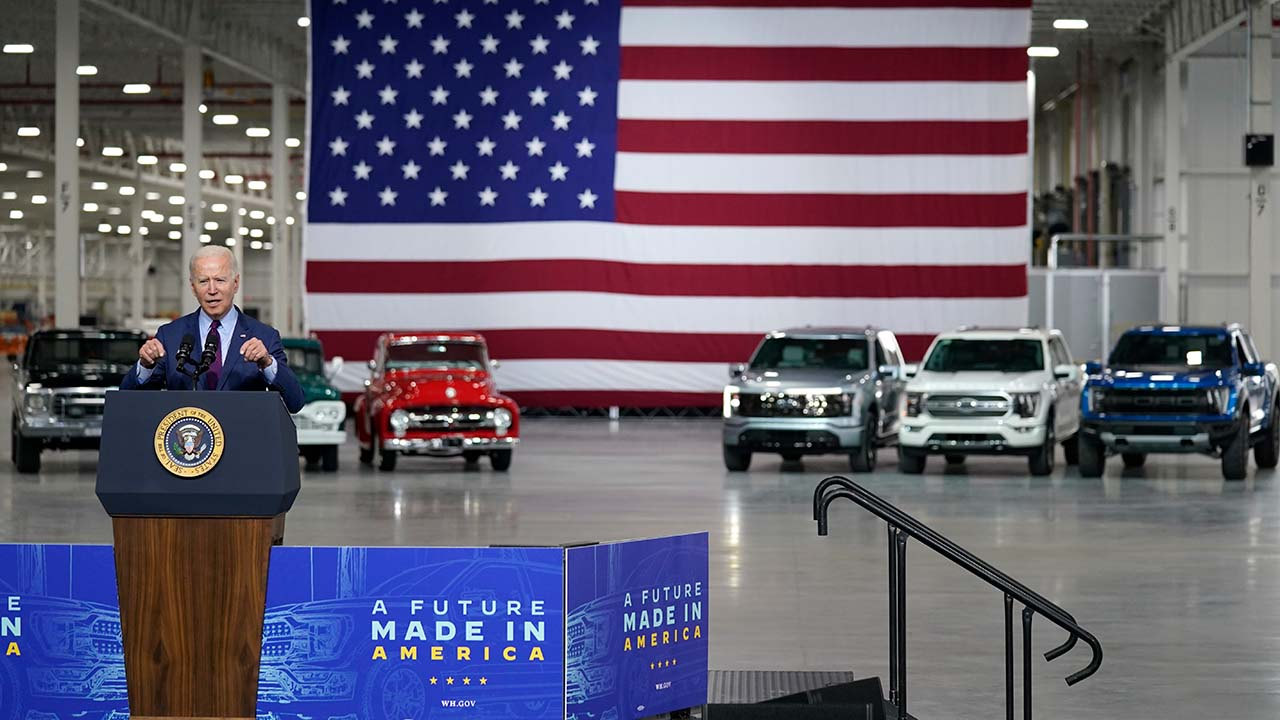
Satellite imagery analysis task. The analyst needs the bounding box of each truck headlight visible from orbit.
[723,386,740,418]
[306,401,346,425]
[1011,392,1041,418]
[1206,387,1230,414]
[1087,387,1107,413]
[24,389,51,415]
[388,409,410,436]
[905,392,926,417]
[493,407,513,436]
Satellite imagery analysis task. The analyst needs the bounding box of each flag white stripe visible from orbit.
[304,223,1030,265]
[618,81,1029,121]
[306,293,1026,334]
[619,8,1030,48]
[329,360,731,394]
[615,152,1028,195]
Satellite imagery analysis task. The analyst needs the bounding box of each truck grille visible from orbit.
[405,406,494,431]
[925,395,1009,418]
[1100,389,1214,415]
[737,393,846,418]
[52,392,106,419]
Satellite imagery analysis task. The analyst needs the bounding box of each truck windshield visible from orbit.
[386,342,487,370]
[750,337,868,371]
[29,335,140,368]
[1109,333,1234,368]
[924,339,1045,373]
[285,347,324,375]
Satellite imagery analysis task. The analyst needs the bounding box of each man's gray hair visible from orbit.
[188,245,239,280]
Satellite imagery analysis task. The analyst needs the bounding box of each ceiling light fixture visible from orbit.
[118,186,136,196]
[8,210,22,220]
[224,174,244,185]
[1053,19,1089,30]
[136,155,158,165]
[16,126,39,137]
[245,127,270,138]
[98,223,113,233]
[212,114,239,126]
[199,169,215,179]
[90,181,108,190]
[169,162,187,173]
[122,83,151,94]
[1027,46,1060,58]
[31,195,47,204]
[297,16,311,28]
[198,103,208,114]
[3,44,34,54]
[247,179,267,190]
[102,146,124,157]
[76,65,97,75]
[25,170,42,179]
[295,191,306,201]
[286,137,301,148]
[211,203,228,213]
[168,195,184,205]
[83,202,100,212]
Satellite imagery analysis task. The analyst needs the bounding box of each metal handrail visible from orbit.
[814,476,1103,720]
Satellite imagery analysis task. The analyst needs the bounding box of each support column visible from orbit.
[1162,53,1183,323]
[292,213,305,333]
[1132,53,1150,238]
[54,0,80,326]
[182,4,202,309]
[1248,0,1273,357]
[231,196,245,307]
[129,167,145,328]
[270,83,289,331]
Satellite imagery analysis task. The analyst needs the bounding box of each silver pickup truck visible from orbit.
[722,327,906,472]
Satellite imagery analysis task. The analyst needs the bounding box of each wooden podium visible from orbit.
[96,391,300,720]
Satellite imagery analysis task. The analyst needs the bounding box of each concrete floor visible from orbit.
[5,370,1279,719]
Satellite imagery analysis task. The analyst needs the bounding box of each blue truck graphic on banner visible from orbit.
[565,533,709,720]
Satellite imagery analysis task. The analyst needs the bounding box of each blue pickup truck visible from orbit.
[1079,324,1280,480]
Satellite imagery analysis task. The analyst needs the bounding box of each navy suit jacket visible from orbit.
[119,308,306,413]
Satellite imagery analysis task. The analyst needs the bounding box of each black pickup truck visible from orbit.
[10,328,146,473]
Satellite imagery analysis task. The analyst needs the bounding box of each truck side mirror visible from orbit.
[325,356,344,381]
[1053,363,1075,379]
[490,358,502,371]
[367,358,377,371]
[1243,362,1266,377]
[729,363,746,379]
[1084,361,1102,375]
[878,364,899,379]
[902,364,918,379]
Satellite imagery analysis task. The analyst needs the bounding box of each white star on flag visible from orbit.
[329,137,349,156]
[580,36,599,55]
[405,8,424,27]
[455,9,475,28]
[504,58,524,78]
[378,85,398,105]
[551,110,571,130]
[401,159,421,179]
[355,110,375,129]
[452,109,473,129]
[476,136,496,156]
[379,186,398,206]
[501,110,522,130]
[528,187,548,206]
[427,136,447,155]
[331,35,350,54]
[379,34,398,54]
[450,161,470,180]
[505,10,524,29]
[552,61,573,80]
[479,86,499,105]
[454,58,474,78]
[355,59,375,78]
[478,186,498,206]
[430,85,450,105]
[403,108,424,128]
[329,186,348,205]
[575,137,595,157]
[480,34,500,53]
[428,187,447,206]
[353,160,372,180]
[499,161,520,180]
[377,135,397,156]
[529,86,549,106]
[431,35,450,54]
[526,137,546,156]
[555,10,575,29]
[578,87,598,106]
[577,188,598,208]
[530,35,550,54]
[405,59,424,78]
[549,161,569,181]
[355,10,374,28]
[331,86,351,105]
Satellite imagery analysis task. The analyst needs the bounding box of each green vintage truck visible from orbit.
[282,337,346,472]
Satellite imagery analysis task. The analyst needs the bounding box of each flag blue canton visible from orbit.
[307,0,619,223]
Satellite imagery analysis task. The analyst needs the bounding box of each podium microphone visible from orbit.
[197,333,219,376]
[174,333,195,371]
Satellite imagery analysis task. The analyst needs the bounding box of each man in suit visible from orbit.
[121,245,305,413]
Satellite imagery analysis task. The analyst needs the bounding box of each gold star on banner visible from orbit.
[479,677,489,686]
[672,659,678,666]
[463,677,472,685]
[430,677,438,685]
[446,677,455,685]
[649,663,655,670]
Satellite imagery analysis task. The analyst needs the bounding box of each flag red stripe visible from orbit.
[313,329,938,364]
[615,191,1027,227]
[306,260,1028,298]
[617,119,1028,155]
[623,0,1029,7]
[621,47,1027,82]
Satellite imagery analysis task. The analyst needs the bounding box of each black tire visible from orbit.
[490,448,513,471]
[1121,452,1146,469]
[944,454,966,465]
[723,446,751,472]
[321,445,339,472]
[463,450,482,465]
[376,434,397,472]
[1078,433,1105,478]
[781,452,802,463]
[358,444,373,465]
[1255,401,1280,469]
[1028,417,1056,476]
[301,447,322,469]
[13,420,40,475]
[850,411,878,473]
[1062,434,1080,466]
[897,448,925,474]
[1222,413,1250,481]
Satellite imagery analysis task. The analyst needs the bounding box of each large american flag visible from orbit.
[305,0,1032,407]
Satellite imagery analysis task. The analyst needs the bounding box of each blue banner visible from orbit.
[0,543,128,720]
[565,533,709,720]
[256,546,565,720]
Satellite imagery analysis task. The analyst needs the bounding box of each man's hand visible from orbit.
[241,337,275,369]
[139,338,165,369]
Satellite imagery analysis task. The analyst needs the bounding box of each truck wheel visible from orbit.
[1121,452,1146,469]
[376,434,397,472]
[849,412,878,473]
[1028,419,1056,476]
[358,444,373,465]
[944,454,965,465]
[897,448,925,474]
[321,445,339,472]
[490,449,513,471]
[1061,434,1080,465]
[301,447,322,470]
[1078,434,1105,478]
[723,446,751,472]
[12,418,40,475]
[1222,414,1250,481]
[463,451,481,465]
[1254,402,1280,469]
[781,452,802,463]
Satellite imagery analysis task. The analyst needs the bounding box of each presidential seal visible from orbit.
[153,407,225,477]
